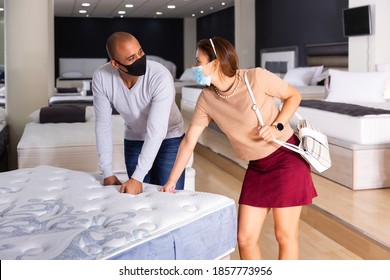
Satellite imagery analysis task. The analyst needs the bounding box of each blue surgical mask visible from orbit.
[192,63,213,86]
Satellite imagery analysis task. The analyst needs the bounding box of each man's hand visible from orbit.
[119,178,143,194]
[103,175,122,186]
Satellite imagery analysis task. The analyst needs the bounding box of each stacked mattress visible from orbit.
[295,101,390,145]
[0,166,236,260]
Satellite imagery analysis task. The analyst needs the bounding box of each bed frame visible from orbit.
[260,45,326,100]
[304,42,390,190]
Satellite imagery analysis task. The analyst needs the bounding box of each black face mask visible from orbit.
[115,55,147,76]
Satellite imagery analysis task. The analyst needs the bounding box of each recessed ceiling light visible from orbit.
[125,4,134,8]
[222,2,226,6]
[0,8,4,12]
[156,11,163,15]
[192,13,196,17]
[81,3,90,7]
[79,10,87,14]
[200,10,204,14]
[118,11,126,14]
[167,5,175,9]
[210,7,214,10]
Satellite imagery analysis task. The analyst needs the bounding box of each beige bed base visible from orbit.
[313,137,390,190]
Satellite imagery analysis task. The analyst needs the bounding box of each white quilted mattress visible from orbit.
[17,115,126,173]
[0,166,236,260]
[295,102,390,145]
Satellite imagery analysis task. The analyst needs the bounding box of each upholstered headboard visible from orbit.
[260,46,298,75]
[305,42,348,70]
[59,58,108,78]
[146,55,177,78]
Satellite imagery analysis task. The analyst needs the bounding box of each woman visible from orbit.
[161,37,317,260]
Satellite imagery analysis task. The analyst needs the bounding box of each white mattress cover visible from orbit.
[295,101,390,145]
[0,166,236,260]
[182,86,202,104]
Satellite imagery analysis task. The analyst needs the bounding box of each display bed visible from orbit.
[17,111,195,190]
[17,114,126,174]
[295,100,390,190]
[0,166,236,260]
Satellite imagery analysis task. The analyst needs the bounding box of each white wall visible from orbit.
[348,0,390,71]
[235,0,255,68]
[5,0,54,169]
[183,18,197,70]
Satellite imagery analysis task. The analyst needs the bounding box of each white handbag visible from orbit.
[244,70,332,173]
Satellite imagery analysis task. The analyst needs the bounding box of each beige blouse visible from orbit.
[191,68,294,161]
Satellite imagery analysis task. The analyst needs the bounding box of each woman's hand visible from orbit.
[160,183,176,193]
[258,125,280,142]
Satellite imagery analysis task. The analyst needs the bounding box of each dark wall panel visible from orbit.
[255,0,348,66]
[197,7,235,45]
[55,17,183,78]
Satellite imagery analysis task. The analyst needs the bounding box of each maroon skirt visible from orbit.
[239,135,317,208]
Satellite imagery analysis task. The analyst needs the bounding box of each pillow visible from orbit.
[283,67,317,86]
[326,69,388,104]
[0,85,5,97]
[310,65,325,85]
[179,68,195,81]
[28,105,94,123]
[0,107,6,123]
[376,63,390,99]
[61,71,84,78]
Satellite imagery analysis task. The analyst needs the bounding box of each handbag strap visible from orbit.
[243,70,306,155]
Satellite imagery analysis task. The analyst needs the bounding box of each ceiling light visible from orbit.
[81,3,90,7]
[125,4,134,8]
[222,2,226,6]
[192,14,196,17]
[118,11,126,14]
[200,10,204,14]
[210,7,214,10]
[167,5,175,9]
[156,11,163,15]
[79,10,87,14]
[0,8,4,12]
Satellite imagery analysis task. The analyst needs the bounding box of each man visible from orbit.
[93,31,185,194]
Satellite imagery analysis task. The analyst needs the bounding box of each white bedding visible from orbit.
[0,166,236,260]
[295,102,390,145]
